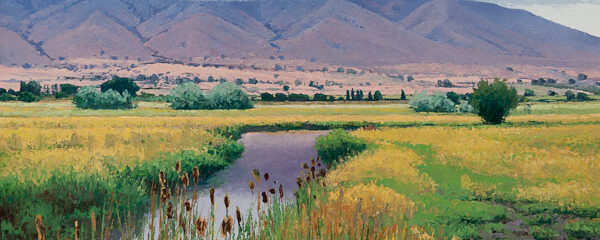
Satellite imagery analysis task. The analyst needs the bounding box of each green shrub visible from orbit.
[374,91,383,101]
[167,82,205,110]
[313,93,329,101]
[288,93,310,101]
[530,226,558,240]
[73,86,135,109]
[470,79,519,124]
[565,90,576,101]
[459,101,474,113]
[274,93,288,101]
[100,76,140,96]
[205,82,253,109]
[59,84,79,95]
[577,92,590,101]
[315,129,367,165]
[17,92,39,102]
[409,91,456,113]
[524,89,535,97]
[0,93,16,101]
[260,92,275,101]
[564,219,600,239]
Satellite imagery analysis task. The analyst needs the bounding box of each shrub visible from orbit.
[568,79,577,84]
[100,76,140,96]
[524,89,535,97]
[313,93,328,101]
[17,92,38,102]
[288,93,310,101]
[374,91,383,101]
[470,79,519,124]
[315,129,367,165]
[167,83,205,110]
[459,101,474,113]
[260,92,275,101]
[565,90,576,101]
[409,91,456,113]
[0,88,5,95]
[547,90,557,96]
[59,84,79,95]
[564,220,600,239]
[576,92,590,101]
[205,82,253,109]
[73,86,134,109]
[577,73,588,80]
[530,226,558,240]
[0,93,16,101]
[274,93,288,101]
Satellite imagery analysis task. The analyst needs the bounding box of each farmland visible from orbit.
[1,99,599,239]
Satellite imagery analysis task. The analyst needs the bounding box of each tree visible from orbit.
[59,84,79,95]
[283,85,290,92]
[577,73,588,81]
[368,91,373,101]
[167,83,205,110]
[18,92,39,102]
[274,93,288,101]
[100,76,140,96]
[446,91,461,105]
[346,90,350,100]
[73,86,134,109]
[205,82,253,109]
[19,81,41,95]
[547,90,557,96]
[565,90,576,101]
[0,88,6,95]
[524,89,535,97]
[400,90,407,100]
[0,93,16,101]
[568,79,577,84]
[288,93,310,101]
[351,89,355,100]
[248,78,258,84]
[313,93,328,101]
[470,79,519,124]
[260,92,275,101]
[373,91,383,101]
[576,92,590,101]
[235,78,244,85]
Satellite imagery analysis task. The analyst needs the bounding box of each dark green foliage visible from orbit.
[54,92,68,99]
[547,90,557,96]
[167,83,205,110]
[530,226,559,240]
[274,93,288,101]
[314,129,367,165]
[346,68,357,74]
[577,92,590,101]
[135,92,167,102]
[73,86,135,109]
[346,90,350,100]
[446,91,461,105]
[564,220,600,239]
[524,89,535,97]
[0,93,16,101]
[19,81,41,95]
[260,92,275,101]
[337,67,345,73]
[283,85,290,91]
[568,79,577,84]
[470,79,519,124]
[368,91,373,101]
[374,91,383,101]
[235,78,244,85]
[59,84,79,95]
[100,76,140,96]
[565,90,576,101]
[18,92,39,102]
[407,75,414,82]
[313,93,328,101]
[288,93,310,101]
[577,73,588,81]
[205,82,253,109]
[400,90,407,100]
[0,88,5,94]
[248,78,258,84]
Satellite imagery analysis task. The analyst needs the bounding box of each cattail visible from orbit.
[90,210,96,236]
[269,188,276,194]
[252,169,261,183]
[311,166,316,178]
[181,173,189,187]
[166,203,173,219]
[159,170,166,186]
[318,162,322,167]
[192,189,198,201]
[264,172,270,181]
[74,221,79,240]
[279,184,284,199]
[311,158,315,166]
[302,162,309,169]
[35,215,45,240]
[192,167,200,184]
[248,181,255,193]
[261,192,268,203]
[296,177,303,188]
[175,161,181,173]
[209,188,215,206]
[318,169,327,178]
[235,206,242,226]
[220,216,233,237]
[195,216,208,236]
[224,193,230,210]
[184,201,192,212]
[226,216,233,234]
[160,187,170,203]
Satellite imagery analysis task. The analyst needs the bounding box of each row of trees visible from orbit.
[345,89,383,101]
[168,82,253,110]
[260,92,332,102]
[0,81,81,102]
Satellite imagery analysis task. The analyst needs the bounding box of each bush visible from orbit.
[568,79,577,84]
[274,93,288,101]
[547,90,557,96]
[73,86,135,109]
[100,76,139,96]
[288,93,310,101]
[374,91,383,101]
[530,226,558,240]
[524,89,535,97]
[459,101,474,113]
[576,92,590,101]
[470,79,519,124]
[565,90,576,101]
[315,129,367,165]
[564,220,600,239]
[0,93,16,101]
[17,92,38,102]
[409,91,456,113]
[313,93,329,101]
[167,83,205,110]
[260,92,275,101]
[0,88,5,95]
[59,84,79,95]
[205,82,253,109]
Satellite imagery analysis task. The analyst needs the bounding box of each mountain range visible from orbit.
[1,0,600,66]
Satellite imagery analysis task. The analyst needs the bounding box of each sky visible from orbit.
[480,0,600,37]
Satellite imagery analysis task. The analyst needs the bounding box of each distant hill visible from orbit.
[1,0,599,66]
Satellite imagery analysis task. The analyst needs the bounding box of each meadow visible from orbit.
[1,99,599,239]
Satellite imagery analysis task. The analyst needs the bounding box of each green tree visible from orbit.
[565,90,576,101]
[409,91,456,113]
[576,92,590,101]
[274,93,288,101]
[373,91,383,101]
[470,79,519,124]
[100,76,140,96]
[0,93,16,101]
[346,90,350,100]
[446,91,461,105]
[283,85,290,92]
[205,82,253,109]
[313,93,328,101]
[400,90,407,100]
[167,83,205,110]
[18,92,39,102]
[19,81,41,95]
[368,91,373,101]
[59,84,79,95]
[524,89,535,97]
[260,92,275,101]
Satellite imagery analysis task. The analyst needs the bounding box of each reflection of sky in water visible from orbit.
[143,130,328,238]
[479,0,600,37]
